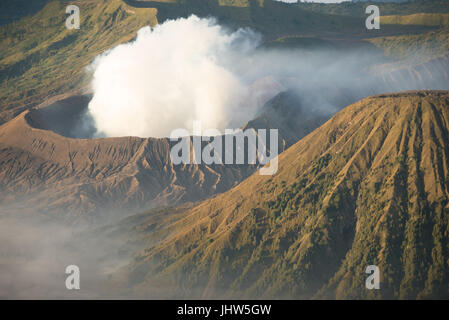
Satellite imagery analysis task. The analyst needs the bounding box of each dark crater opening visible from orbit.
[27,94,97,139]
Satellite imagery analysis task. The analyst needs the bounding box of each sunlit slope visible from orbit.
[123,91,449,299]
[299,1,449,18]
[381,13,449,27]
[0,105,256,224]
[375,14,449,63]
[0,88,334,223]
[368,28,449,63]
[0,0,158,124]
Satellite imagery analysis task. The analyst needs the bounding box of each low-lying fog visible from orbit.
[0,214,137,299]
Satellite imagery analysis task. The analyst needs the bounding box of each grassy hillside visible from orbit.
[115,91,449,299]
[0,0,157,124]
[0,99,258,223]
[299,0,449,18]
[367,28,449,63]
[1,0,444,126]
[381,13,449,27]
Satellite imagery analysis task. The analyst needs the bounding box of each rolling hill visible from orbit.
[0,100,253,224]
[115,90,449,299]
[381,13,449,27]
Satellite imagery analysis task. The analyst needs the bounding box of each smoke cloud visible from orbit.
[86,14,442,139]
[88,15,263,138]
[86,14,370,138]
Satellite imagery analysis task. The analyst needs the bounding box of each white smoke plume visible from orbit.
[87,15,263,138]
[86,14,432,139]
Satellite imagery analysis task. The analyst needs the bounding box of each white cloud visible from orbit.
[87,15,262,138]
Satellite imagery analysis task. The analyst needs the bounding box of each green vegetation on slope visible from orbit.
[117,91,449,299]
[381,13,449,27]
[367,28,449,63]
[0,0,157,124]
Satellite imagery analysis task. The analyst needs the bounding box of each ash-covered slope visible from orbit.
[120,90,449,299]
[0,90,327,224]
[0,105,254,224]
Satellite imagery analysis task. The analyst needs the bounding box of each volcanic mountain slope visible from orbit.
[0,107,253,224]
[117,90,449,299]
[2,0,448,126]
[0,89,329,224]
